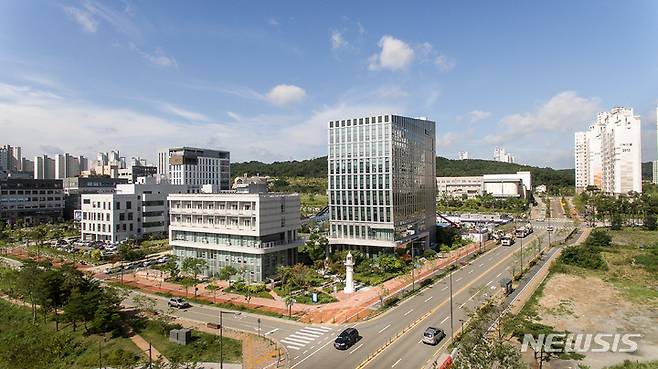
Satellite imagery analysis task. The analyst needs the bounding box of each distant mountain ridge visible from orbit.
[231,156,582,187]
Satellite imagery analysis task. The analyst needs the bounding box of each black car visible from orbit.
[334,328,359,350]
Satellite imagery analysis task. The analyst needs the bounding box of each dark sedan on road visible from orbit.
[334,328,359,350]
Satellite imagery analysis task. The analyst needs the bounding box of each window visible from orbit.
[116,202,121,210]
[126,201,132,209]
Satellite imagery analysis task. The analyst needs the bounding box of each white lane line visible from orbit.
[403,309,414,316]
[440,316,449,324]
[418,339,423,344]
[424,296,433,302]
[496,272,502,278]
[282,337,311,345]
[378,324,392,333]
[505,266,511,271]
[303,350,308,354]
[296,331,322,338]
[467,291,480,301]
[264,328,279,336]
[468,270,474,274]
[456,277,463,282]
[392,358,402,368]
[290,334,315,341]
[287,345,301,350]
[459,301,467,309]
[281,339,306,347]
[290,337,337,368]
[479,263,484,267]
[486,280,493,287]
[305,326,332,332]
[293,355,300,360]
[349,343,364,354]
[441,286,448,291]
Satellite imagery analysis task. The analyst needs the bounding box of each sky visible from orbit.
[1,1,657,169]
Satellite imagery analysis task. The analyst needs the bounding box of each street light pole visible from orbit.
[219,311,241,369]
[411,242,415,292]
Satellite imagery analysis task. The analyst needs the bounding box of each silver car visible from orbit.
[422,327,446,345]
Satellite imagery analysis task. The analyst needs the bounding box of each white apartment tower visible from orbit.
[158,147,230,192]
[458,151,469,160]
[493,147,515,163]
[575,107,642,194]
[327,114,436,253]
[653,107,658,185]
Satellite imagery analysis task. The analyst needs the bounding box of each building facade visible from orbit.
[62,177,128,220]
[118,165,158,183]
[34,155,56,179]
[575,107,642,194]
[0,179,64,224]
[80,179,189,242]
[458,151,469,160]
[158,147,231,192]
[493,147,515,163]
[168,190,301,282]
[436,176,483,199]
[327,114,436,252]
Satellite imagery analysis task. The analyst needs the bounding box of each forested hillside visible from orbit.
[232,156,577,187]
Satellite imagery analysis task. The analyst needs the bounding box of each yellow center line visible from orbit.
[357,232,546,369]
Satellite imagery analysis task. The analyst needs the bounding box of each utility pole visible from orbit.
[219,311,241,369]
[148,341,152,368]
[258,318,261,338]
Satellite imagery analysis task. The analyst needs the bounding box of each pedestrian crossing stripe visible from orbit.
[280,326,333,351]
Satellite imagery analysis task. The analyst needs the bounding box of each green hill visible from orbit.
[232,156,576,187]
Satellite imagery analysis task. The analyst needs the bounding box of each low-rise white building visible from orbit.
[80,178,189,242]
[168,187,301,282]
[437,171,532,199]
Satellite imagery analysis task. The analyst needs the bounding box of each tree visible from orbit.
[162,256,179,279]
[644,213,657,231]
[376,285,389,306]
[376,254,404,273]
[218,265,238,287]
[181,258,207,281]
[299,231,328,263]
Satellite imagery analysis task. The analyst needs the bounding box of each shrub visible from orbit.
[559,245,607,270]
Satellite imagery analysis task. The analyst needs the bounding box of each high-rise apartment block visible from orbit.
[327,114,436,253]
[493,147,515,163]
[652,107,658,185]
[0,145,23,172]
[158,147,230,192]
[458,151,469,160]
[575,107,642,194]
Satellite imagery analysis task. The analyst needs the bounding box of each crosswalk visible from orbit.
[280,326,333,351]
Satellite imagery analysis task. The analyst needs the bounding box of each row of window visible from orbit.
[1,190,60,195]
[329,157,390,175]
[330,224,394,241]
[329,190,391,206]
[330,205,392,223]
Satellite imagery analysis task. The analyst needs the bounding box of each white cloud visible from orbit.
[331,31,348,50]
[129,43,177,68]
[438,132,456,148]
[159,103,208,122]
[63,6,98,33]
[266,84,307,106]
[368,35,414,71]
[484,91,601,144]
[435,55,456,71]
[0,81,401,163]
[467,110,491,122]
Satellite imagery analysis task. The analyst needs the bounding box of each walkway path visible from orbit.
[129,333,168,364]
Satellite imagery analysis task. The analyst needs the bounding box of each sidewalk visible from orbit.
[112,239,496,324]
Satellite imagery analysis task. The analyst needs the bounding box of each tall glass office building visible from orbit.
[327,114,436,254]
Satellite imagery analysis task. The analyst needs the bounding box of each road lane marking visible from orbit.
[290,337,336,368]
[290,334,315,341]
[378,324,391,333]
[455,277,463,282]
[459,301,466,309]
[265,328,279,335]
[349,343,364,354]
[468,270,474,274]
[282,337,310,345]
[293,355,299,360]
[296,331,321,338]
[496,272,502,278]
[392,358,402,368]
[467,291,480,301]
[441,286,448,291]
[479,263,484,267]
[304,326,331,333]
[440,316,449,324]
[486,280,493,287]
[424,296,433,302]
[403,309,414,316]
[286,345,301,350]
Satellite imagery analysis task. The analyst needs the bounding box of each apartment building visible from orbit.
[327,114,436,253]
[0,178,64,224]
[168,186,301,282]
[158,147,231,192]
[493,147,515,163]
[80,178,189,242]
[34,155,56,179]
[575,107,642,194]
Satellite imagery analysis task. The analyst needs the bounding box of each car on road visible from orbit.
[334,328,359,350]
[168,298,191,309]
[422,327,446,345]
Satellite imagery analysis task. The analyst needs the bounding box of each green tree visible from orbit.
[181,257,207,281]
[299,230,328,263]
[218,265,238,287]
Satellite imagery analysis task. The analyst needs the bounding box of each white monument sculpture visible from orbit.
[344,251,355,294]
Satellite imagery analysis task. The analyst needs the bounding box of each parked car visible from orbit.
[168,298,191,309]
[422,327,446,345]
[334,328,359,350]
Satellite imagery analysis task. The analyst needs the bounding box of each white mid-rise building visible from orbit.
[575,107,642,194]
[458,151,469,160]
[168,187,301,282]
[158,147,231,193]
[493,147,515,163]
[80,178,189,242]
[437,171,532,199]
[436,176,483,199]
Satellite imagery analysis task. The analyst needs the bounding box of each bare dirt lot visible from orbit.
[536,272,658,368]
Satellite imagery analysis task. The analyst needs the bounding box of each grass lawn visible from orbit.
[137,320,241,364]
[224,286,274,299]
[0,299,144,368]
[139,239,170,253]
[153,291,290,319]
[300,193,328,208]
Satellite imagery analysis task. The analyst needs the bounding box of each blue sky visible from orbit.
[1,1,657,168]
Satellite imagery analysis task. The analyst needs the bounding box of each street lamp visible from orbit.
[219,311,241,369]
[459,319,465,336]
